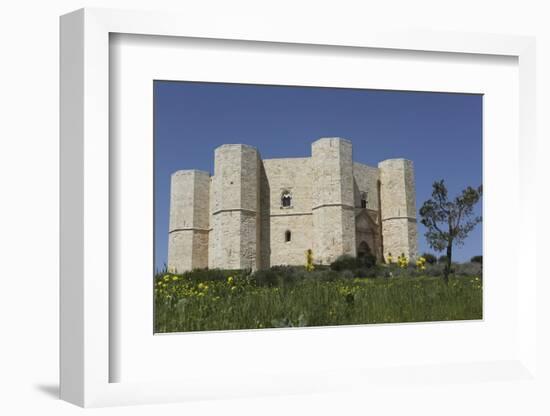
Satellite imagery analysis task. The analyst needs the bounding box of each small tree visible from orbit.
[419,180,482,284]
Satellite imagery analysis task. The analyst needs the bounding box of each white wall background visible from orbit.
[0,1,548,415]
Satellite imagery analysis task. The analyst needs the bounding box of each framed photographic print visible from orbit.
[60,7,539,408]
[153,80,483,334]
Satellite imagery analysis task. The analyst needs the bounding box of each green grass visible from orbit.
[154,270,482,333]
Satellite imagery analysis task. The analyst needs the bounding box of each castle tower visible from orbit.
[378,158,418,261]
[167,170,210,272]
[209,144,260,270]
[311,138,356,264]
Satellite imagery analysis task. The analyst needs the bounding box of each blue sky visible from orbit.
[154,81,482,271]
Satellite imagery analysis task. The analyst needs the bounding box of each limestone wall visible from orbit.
[209,144,260,270]
[209,211,245,269]
[353,162,380,211]
[378,158,418,261]
[268,214,313,266]
[262,158,314,266]
[167,231,193,273]
[263,158,313,215]
[167,170,210,272]
[381,218,418,261]
[311,138,356,264]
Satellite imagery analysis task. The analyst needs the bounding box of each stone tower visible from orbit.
[208,144,261,270]
[167,170,210,272]
[311,138,356,264]
[378,158,418,261]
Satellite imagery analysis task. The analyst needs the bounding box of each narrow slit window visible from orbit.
[285,230,291,242]
[360,192,367,209]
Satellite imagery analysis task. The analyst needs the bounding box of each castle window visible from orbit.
[361,192,367,209]
[281,191,292,208]
[285,230,291,242]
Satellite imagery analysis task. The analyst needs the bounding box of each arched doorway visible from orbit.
[357,241,371,258]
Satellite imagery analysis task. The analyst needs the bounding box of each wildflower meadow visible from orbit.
[154,255,482,333]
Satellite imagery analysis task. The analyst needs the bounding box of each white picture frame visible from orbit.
[60,7,539,408]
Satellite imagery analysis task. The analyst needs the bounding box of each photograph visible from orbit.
[153,81,483,333]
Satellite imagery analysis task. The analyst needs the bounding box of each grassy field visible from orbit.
[154,266,482,333]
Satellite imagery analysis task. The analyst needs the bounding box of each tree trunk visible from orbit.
[443,242,452,284]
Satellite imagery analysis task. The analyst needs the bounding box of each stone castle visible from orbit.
[168,137,418,272]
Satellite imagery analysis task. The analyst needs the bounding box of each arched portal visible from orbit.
[357,241,371,258]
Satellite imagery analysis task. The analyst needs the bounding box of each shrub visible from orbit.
[253,265,309,286]
[311,268,342,282]
[424,262,446,277]
[360,253,377,268]
[330,254,376,272]
[271,265,303,285]
[454,262,482,276]
[340,270,354,280]
[438,255,448,264]
[356,266,383,278]
[421,253,437,265]
[330,255,359,271]
[252,268,279,287]
[470,255,483,264]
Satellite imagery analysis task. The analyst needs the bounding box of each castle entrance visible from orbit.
[357,241,372,258]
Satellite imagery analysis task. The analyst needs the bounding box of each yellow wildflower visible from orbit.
[397,253,408,268]
[305,249,315,271]
[416,257,427,271]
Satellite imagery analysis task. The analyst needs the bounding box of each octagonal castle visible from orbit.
[168,137,418,272]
